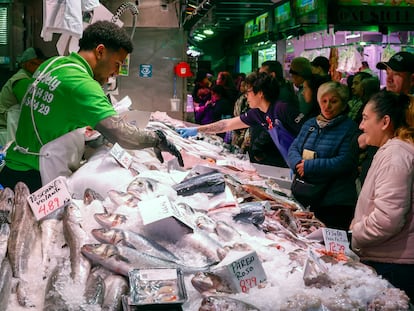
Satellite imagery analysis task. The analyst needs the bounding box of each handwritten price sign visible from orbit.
[110,143,133,169]
[227,251,266,293]
[27,176,72,220]
[322,228,350,254]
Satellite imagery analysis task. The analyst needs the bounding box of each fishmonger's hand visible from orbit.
[154,130,184,167]
[176,127,198,138]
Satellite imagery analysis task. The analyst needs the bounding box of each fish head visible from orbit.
[0,187,14,212]
[83,188,103,205]
[64,204,83,224]
[94,213,127,228]
[92,228,126,244]
[126,177,156,199]
[82,243,118,259]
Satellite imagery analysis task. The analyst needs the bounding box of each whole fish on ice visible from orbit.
[91,227,180,262]
[0,258,12,311]
[199,295,260,311]
[173,171,225,197]
[63,204,92,284]
[7,182,37,279]
[101,274,129,311]
[127,177,177,201]
[81,243,211,276]
[0,187,14,224]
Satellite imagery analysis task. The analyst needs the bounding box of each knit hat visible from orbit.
[17,47,44,64]
[376,51,414,73]
[289,57,312,78]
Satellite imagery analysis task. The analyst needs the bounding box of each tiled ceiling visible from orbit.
[183,0,277,38]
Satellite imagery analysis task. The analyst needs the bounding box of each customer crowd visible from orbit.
[180,51,414,302]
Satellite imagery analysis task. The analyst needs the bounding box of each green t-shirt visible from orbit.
[6,53,117,171]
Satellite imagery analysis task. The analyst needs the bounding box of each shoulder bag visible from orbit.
[291,126,328,207]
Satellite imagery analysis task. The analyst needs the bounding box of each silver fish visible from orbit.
[191,271,233,295]
[39,218,60,278]
[177,231,222,264]
[127,177,177,201]
[84,266,111,306]
[7,182,37,278]
[215,221,241,242]
[91,227,180,262]
[81,243,210,276]
[43,261,72,311]
[0,223,10,263]
[199,295,260,311]
[0,187,14,224]
[102,275,129,311]
[0,258,12,311]
[63,204,91,284]
[94,212,143,234]
[107,190,140,207]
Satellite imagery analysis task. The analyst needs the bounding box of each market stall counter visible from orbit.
[0,112,410,311]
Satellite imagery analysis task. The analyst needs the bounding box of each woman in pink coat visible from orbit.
[351,90,414,302]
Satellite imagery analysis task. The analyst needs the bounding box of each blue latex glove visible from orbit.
[176,127,198,138]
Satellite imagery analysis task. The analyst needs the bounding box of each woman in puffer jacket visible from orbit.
[287,81,359,230]
[351,91,414,302]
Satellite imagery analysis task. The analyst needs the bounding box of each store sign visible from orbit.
[330,5,414,24]
[139,64,152,78]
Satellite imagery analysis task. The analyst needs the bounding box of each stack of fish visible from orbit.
[0,122,411,310]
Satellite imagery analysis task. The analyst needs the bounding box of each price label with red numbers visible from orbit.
[27,176,72,220]
[110,143,133,169]
[220,251,266,293]
[322,228,350,254]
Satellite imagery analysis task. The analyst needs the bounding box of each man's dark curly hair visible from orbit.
[79,20,133,53]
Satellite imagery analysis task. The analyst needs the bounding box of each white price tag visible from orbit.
[322,228,350,254]
[215,251,266,293]
[27,176,71,220]
[110,143,133,169]
[139,196,173,225]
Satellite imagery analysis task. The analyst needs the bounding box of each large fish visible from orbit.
[173,171,225,197]
[91,227,180,262]
[0,187,14,224]
[81,243,210,276]
[127,177,177,201]
[0,258,12,311]
[107,189,139,208]
[84,266,110,306]
[39,218,61,278]
[43,261,73,311]
[199,295,260,311]
[63,204,91,284]
[177,231,223,264]
[0,223,10,263]
[101,275,129,311]
[7,182,37,278]
[94,212,143,234]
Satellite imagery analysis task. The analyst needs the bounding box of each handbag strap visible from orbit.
[300,126,316,151]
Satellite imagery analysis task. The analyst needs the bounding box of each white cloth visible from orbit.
[41,0,83,41]
[82,0,100,12]
[39,128,86,185]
